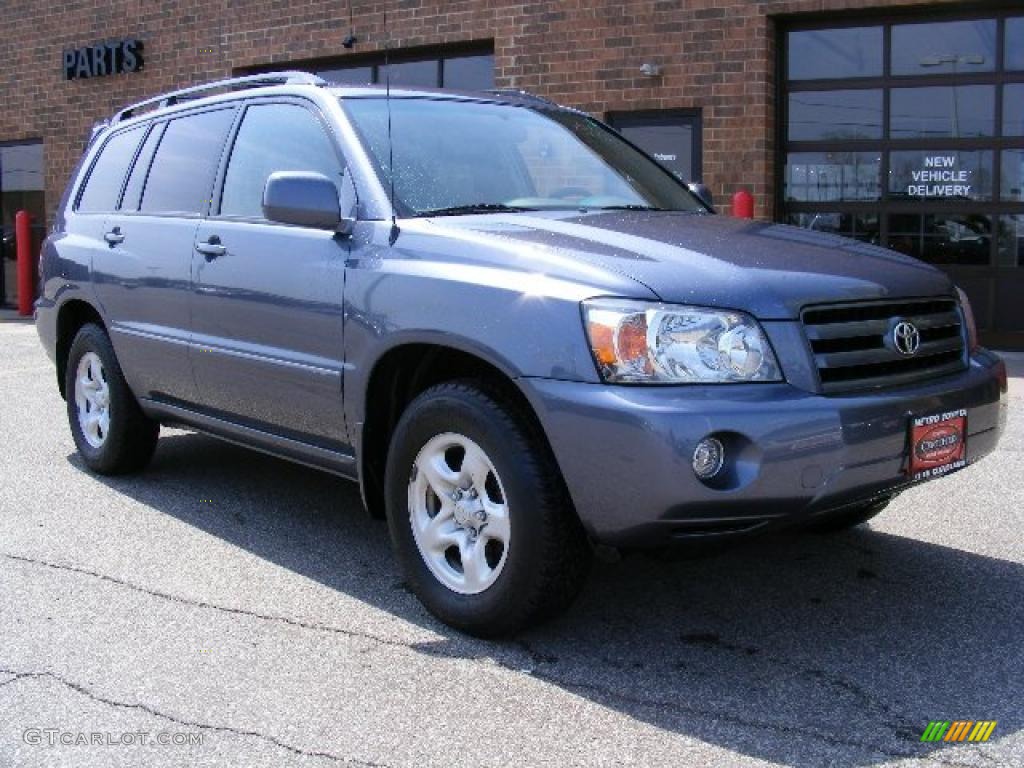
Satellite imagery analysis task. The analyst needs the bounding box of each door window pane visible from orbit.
[220,104,344,219]
[788,90,882,141]
[1006,18,1024,70]
[141,109,235,215]
[1004,84,1024,136]
[1002,149,1024,202]
[785,211,879,243]
[443,55,494,90]
[890,86,995,139]
[787,27,883,80]
[784,151,880,201]
[120,123,164,212]
[77,127,144,213]
[888,213,993,265]
[889,150,993,201]
[891,19,997,75]
[997,215,1024,266]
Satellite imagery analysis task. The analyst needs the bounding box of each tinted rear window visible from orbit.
[120,123,165,212]
[77,127,144,213]
[141,108,235,215]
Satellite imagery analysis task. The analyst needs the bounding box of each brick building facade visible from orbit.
[1,1,1022,343]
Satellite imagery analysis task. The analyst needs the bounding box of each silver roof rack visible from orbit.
[112,71,326,123]
[484,88,558,107]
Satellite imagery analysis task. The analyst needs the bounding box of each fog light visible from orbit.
[692,437,725,480]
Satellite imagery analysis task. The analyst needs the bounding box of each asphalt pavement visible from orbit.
[1,317,1021,767]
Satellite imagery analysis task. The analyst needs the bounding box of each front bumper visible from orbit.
[521,350,1007,546]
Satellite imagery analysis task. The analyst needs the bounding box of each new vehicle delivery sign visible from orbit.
[906,155,972,198]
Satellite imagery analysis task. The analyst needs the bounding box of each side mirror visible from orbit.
[263,171,357,234]
[687,182,714,211]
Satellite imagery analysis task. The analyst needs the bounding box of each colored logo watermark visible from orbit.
[921,721,997,743]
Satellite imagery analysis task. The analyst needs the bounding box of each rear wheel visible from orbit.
[803,497,892,533]
[66,324,159,474]
[384,380,591,636]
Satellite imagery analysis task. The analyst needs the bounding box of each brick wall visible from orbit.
[0,0,972,224]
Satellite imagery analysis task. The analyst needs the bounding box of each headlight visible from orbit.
[583,298,782,384]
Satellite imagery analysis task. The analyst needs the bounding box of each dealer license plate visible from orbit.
[909,408,967,482]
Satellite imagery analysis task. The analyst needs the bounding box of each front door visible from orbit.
[189,99,349,447]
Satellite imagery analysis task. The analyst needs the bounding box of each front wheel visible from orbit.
[384,381,591,637]
[65,324,159,475]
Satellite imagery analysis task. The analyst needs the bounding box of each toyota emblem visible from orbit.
[892,320,921,356]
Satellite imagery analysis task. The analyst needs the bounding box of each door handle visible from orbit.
[103,228,125,246]
[195,235,226,260]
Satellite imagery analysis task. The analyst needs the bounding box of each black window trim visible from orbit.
[208,94,349,225]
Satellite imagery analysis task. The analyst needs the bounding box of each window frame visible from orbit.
[209,95,349,224]
[778,10,1024,271]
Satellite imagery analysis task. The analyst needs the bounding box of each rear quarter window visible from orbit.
[76,126,145,213]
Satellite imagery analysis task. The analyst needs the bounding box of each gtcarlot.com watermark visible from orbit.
[23,727,203,747]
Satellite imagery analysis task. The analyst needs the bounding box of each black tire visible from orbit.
[65,323,159,475]
[384,380,592,637]
[803,497,892,533]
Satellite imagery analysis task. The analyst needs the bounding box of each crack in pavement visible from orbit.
[0,551,988,767]
[0,667,390,767]
[2,552,415,650]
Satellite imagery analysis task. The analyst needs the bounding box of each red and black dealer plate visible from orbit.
[909,408,967,482]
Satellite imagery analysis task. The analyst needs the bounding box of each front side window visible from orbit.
[77,127,144,213]
[343,97,704,215]
[141,108,235,215]
[220,103,343,219]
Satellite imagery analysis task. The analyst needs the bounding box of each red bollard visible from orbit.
[16,209,35,316]
[731,189,754,219]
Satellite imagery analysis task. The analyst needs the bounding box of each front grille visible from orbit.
[802,298,967,394]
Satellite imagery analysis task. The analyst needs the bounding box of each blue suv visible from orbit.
[36,73,1007,635]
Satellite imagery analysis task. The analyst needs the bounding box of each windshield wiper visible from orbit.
[415,203,538,217]
[589,204,665,211]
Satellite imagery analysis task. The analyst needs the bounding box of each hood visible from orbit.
[418,210,955,320]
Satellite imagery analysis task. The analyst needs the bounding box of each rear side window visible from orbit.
[141,108,235,215]
[220,103,344,219]
[120,122,165,212]
[77,127,144,213]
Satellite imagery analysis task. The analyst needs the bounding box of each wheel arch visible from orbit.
[357,341,564,521]
[55,298,107,400]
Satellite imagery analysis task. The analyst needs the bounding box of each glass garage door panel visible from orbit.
[784,152,880,202]
[889,86,995,139]
[787,90,883,141]
[787,27,883,80]
[891,19,997,75]
[888,213,993,265]
[888,150,994,202]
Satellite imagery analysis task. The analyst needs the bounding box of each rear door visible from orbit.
[97,107,237,404]
[189,99,349,446]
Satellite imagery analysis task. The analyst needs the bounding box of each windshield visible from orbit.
[341,97,706,217]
